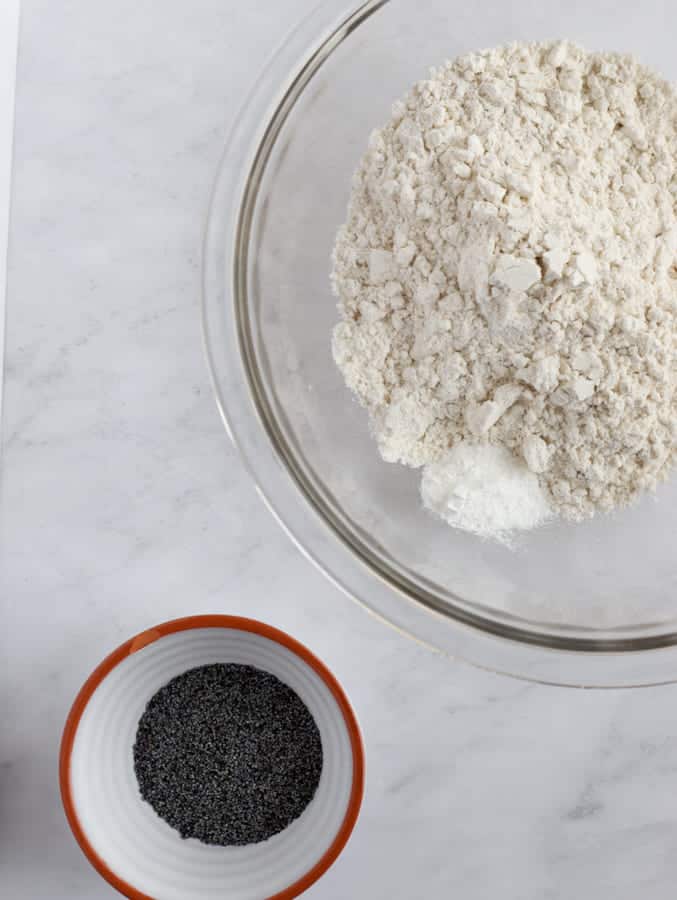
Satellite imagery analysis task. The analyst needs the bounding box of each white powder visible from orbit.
[332,41,676,532]
[421,443,552,545]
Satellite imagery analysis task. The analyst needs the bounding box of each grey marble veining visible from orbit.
[3,2,677,898]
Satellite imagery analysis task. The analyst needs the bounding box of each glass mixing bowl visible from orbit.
[203,0,677,687]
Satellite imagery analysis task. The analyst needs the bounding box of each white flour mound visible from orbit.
[332,41,676,524]
[421,443,552,545]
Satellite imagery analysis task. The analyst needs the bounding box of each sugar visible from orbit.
[421,442,552,547]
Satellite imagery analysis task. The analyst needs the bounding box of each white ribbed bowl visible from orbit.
[60,616,364,900]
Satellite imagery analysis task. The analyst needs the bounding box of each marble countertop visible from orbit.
[0,0,19,420]
[3,2,677,898]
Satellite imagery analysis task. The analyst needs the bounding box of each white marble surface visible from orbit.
[3,2,677,898]
[0,0,20,423]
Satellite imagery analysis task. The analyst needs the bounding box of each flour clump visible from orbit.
[331,41,676,533]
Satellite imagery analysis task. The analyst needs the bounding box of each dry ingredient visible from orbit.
[421,442,552,545]
[332,41,676,537]
[133,663,323,846]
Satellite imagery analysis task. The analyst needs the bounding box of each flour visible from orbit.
[332,41,676,530]
[421,443,552,545]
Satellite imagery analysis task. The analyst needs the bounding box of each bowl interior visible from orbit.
[240,0,676,643]
[65,626,358,900]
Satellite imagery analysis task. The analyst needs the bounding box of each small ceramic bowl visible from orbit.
[60,615,365,900]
